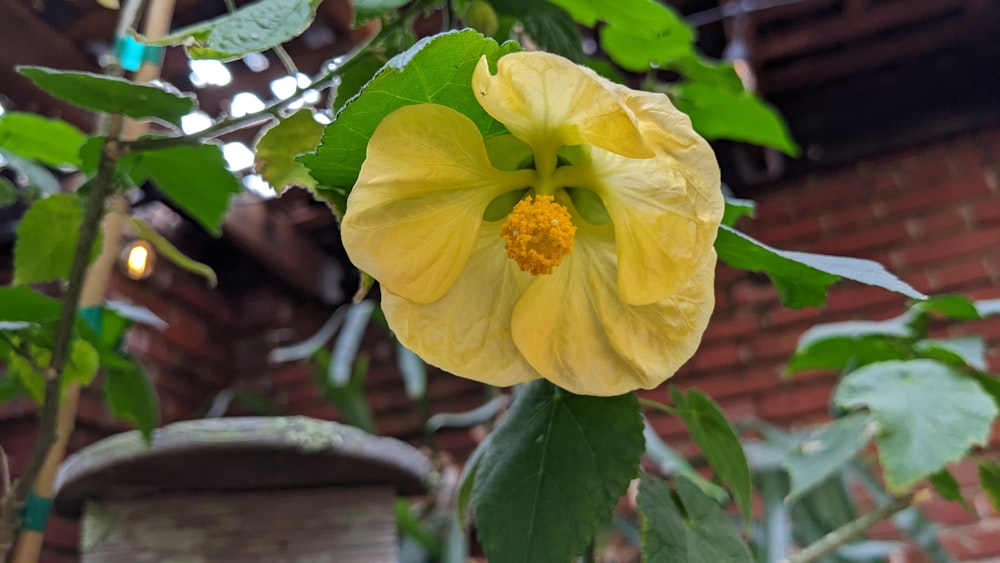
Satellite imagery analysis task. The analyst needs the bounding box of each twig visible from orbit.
[783,492,917,563]
[637,397,681,416]
[0,447,9,498]
[127,1,423,153]
[0,121,124,560]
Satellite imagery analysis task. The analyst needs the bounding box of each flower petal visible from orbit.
[342,104,534,303]
[511,226,715,396]
[473,53,653,159]
[382,222,540,387]
[557,89,723,305]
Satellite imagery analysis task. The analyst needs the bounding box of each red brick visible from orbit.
[913,206,971,238]
[895,228,1000,269]
[939,520,1000,560]
[883,176,990,217]
[930,258,990,292]
[824,286,906,315]
[810,222,910,256]
[921,497,980,526]
[681,367,779,401]
[701,316,759,343]
[898,158,956,189]
[757,381,835,422]
[974,200,1000,227]
[820,205,878,232]
[730,279,779,306]
[689,341,744,372]
[765,216,824,245]
[766,305,823,328]
[750,330,802,362]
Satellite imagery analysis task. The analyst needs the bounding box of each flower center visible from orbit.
[500,195,576,275]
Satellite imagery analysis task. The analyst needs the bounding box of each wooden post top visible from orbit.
[53,416,433,518]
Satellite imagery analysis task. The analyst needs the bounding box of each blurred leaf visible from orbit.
[125,144,241,235]
[929,469,972,513]
[254,110,324,193]
[642,419,728,503]
[354,0,409,24]
[835,359,997,491]
[126,215,218,285]
[103,354,159,442]
[914,294,981,320]
[977,459,1000,513]
[522,3,584,62]
[0,149,60,196]
[426,395,509,433]
[396,342,426,399]
[915,337,987,371]
[457,431,491,523]
[147,0,323,60]
[331,52,389,114]
[395,498,443,558]
[671,82,799,155]
[638,475,753,563]
[0,178,17,206]
[0,112,87,167]
[18,67,195,128]
[268,306,347,363]
[300,30,519,195]
[0,374,29,403]
[785,413,877,501]
[786,317,913,374]
[8,339,99,403]
[472,381,643,563]
[14,194,92,285]
[722,198,755,227]
[976,298,1000,317]
[716,225,925,308]
[329,300,374,386]
[672,387,753,523]
[99,300,166,348]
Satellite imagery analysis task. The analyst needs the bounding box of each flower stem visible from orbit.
[638,397,681,416]
[783,492,918,563]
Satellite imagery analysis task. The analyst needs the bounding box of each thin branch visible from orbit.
[0,120,124,559]
[0,447,9,498]
[273,45,300,77]
[638,397,681,416]
[783,492,918,563]
[127,2,423,153]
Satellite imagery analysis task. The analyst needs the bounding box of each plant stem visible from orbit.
[783,492,917,563]
[273,45,300,77]
[638,397,681,416]
[0,120,123,560]
[127,2,422,153]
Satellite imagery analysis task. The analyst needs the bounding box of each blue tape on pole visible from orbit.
[114,36,164,72]
[79,305,103,333]
[20,492,52,533]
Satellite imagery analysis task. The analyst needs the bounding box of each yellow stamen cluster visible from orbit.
[501,195,576,275]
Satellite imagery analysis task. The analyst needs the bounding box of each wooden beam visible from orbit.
[222,196,344,304]
[0,0,98,128]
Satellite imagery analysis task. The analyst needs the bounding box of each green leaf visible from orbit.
[915,336,987,371]
[642,420,729,503]
[14,194,87,285]
[0,149,61,196]
[331,52,389,114]
[254,110,324,193]
[0,287,63,325]
[637,475,753,563]
[353,0,408,25]
[125,144,241,235]
[784,413,877,501]
[18,67,196,128]
[914,293,981,320]
[785,317,913,374]
[672,388,753,523]
[834,359,997,491]
[0,112,87,167]
[722,197,755,227]
[103,355,159,443]
[672,82,799,155]
[99,300,167,348]
[471,381,644,563]
[147,0,323,61]
[521,3,584,62]
[8,339,99,403]
[929,469,973,513]
[0,178,18,206]
[715,225,925,308]
[300,30,519,194]
[126,216,218,286]
[457,431,490,524]
[0,374,29,403]
[977,459,1000,513]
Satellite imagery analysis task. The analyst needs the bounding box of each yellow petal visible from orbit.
[556,89,723,306]
[511,226,715,396]
[382,222,540,387]
[473,53,653,160]
[342,104,534,303]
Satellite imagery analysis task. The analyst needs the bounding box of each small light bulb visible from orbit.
[123,240,156,280]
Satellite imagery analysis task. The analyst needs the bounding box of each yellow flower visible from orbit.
[341,51,723,396]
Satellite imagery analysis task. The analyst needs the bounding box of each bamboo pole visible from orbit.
[10,1,176,561]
